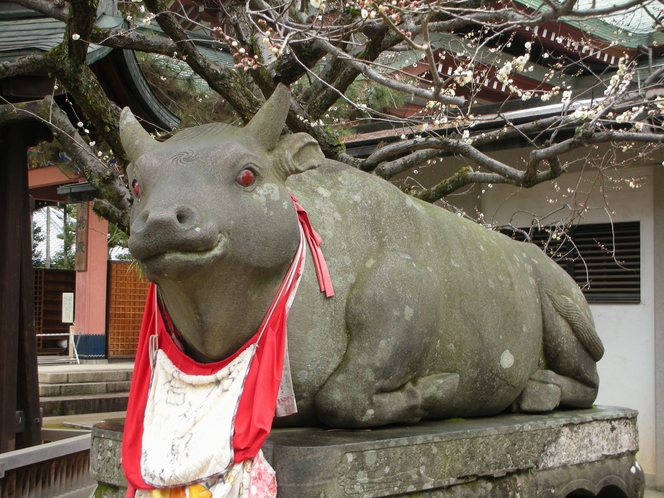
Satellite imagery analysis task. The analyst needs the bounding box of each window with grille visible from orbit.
[502,222,641,304]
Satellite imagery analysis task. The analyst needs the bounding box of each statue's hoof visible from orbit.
[516,378,561,412]
[415,373,460,412]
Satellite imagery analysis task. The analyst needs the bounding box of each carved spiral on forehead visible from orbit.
[171,149,198,166]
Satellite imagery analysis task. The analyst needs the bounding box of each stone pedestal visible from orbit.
[91,406,644,497]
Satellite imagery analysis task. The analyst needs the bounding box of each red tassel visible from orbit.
[291,195,335,298]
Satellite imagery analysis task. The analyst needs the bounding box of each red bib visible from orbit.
[122,198,333,494]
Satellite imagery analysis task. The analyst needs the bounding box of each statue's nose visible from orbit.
[128,205,217,261]
[139,205,196,230]
[131,204,199,235]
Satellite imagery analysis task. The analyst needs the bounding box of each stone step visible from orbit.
[55,484,98,498]
[39,380,132,397]
[39,369,133,385]
[40,393,129,418]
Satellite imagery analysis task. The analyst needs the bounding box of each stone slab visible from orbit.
[39,369,133,385]
[38,372,69,384]
[90,406,644,498]
[41,393,129,417]
[67,370,132,384]
[39,381,132,397]
[105,381,132,393]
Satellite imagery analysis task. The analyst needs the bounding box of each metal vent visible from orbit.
[503,221,641,304]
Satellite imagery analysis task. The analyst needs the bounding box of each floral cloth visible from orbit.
[134,451,276,498]
[140,347,255,487]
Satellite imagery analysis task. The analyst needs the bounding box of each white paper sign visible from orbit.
[62,292,74,323]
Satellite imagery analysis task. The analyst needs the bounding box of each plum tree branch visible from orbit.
[315,39,466,108]
[0,98,131,230]
[0,53,54,79]
[0,0,68,21]
[143,0,263,123]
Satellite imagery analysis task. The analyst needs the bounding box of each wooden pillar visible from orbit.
[74,201,108,357]
[0,123,42,452]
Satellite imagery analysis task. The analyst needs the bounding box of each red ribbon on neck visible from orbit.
[290,195,334,298]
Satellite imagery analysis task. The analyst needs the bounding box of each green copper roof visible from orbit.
[515,0,664,48]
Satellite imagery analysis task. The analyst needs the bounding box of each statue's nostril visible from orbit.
[175,206,195,226]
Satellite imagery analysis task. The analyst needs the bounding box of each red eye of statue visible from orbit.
[235,168,256,187]
[132,179,141,198]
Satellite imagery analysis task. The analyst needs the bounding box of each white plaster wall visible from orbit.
[481,165,657,476]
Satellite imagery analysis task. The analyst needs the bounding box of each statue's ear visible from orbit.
[273,133,324,179]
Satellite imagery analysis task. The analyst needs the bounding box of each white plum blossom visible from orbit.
[572,104,603,121]
[453,68,473,86]
[496,61,513,85]
[513,54,529,72]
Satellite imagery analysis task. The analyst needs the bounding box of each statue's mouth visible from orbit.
[138,234,227,279]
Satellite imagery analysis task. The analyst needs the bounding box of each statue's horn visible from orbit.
[119,107,160,162]
[243,84,291,151]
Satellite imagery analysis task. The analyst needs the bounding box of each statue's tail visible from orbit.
[545,291,604,362]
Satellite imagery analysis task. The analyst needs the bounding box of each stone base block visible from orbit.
[91,406,644,497]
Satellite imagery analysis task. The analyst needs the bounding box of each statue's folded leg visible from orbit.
[514,369,598,412]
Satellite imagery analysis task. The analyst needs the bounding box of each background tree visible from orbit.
[50,203,77,270]
[32,204,77,269]
[0,0,662,233]
[32,223,45,268]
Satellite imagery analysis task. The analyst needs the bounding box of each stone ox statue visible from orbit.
[120,84,603,428]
